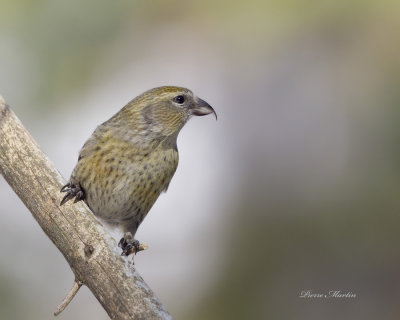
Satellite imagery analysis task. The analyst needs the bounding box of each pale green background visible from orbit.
[1,1,400,319]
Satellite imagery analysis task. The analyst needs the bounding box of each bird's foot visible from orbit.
[60,182,85,205]
[118,232,141,256]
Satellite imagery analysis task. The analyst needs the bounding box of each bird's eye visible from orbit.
[173,95,185,104]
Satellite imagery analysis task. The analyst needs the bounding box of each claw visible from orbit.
[60,182,85,206]
[60,182,72,192]
[121,244,133,256]
[74,190,84,203]
[119,233,140,256]
[60,193,74,206]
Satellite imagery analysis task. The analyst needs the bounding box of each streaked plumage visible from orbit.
[61,86,216,255]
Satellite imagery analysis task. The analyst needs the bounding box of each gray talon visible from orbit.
[60,183,85,205]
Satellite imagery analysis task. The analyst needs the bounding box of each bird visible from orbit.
[60,86,216,256]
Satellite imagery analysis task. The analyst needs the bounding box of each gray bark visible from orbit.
[0,96,172,320]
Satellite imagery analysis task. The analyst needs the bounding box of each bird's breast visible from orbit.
[74,139,179,222]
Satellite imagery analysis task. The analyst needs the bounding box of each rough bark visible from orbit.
[0,96,172,320]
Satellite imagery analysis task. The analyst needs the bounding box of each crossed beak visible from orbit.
[191,97,217,120]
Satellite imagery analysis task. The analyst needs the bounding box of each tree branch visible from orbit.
[54,279,83,316]
[0,96,172,319]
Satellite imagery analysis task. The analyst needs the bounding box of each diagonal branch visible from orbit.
[0,96,172,320]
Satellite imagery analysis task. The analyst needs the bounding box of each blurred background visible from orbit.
[1,0,400,319]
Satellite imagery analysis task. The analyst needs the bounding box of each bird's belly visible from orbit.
[82,147,178,223]
[86,189,139,221]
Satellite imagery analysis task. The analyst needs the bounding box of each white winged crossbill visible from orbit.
[60,86,216,255]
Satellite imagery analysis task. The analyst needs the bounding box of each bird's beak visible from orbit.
[191,97,217,120]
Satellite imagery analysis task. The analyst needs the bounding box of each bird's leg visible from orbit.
[60,182,85,205]
[118,232,141,256]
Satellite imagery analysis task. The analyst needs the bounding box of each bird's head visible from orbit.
[113,86,216,143]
